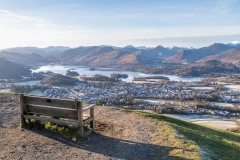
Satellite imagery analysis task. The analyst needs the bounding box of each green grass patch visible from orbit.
[137,111,240,160]
[23,119,84,140]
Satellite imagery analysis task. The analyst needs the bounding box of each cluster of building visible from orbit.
[40,82,240,105]
[1,75,239,117]
[43,88,69,99]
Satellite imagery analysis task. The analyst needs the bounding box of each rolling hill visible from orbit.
[0,51,48,66]
[2,46,70,58]
[60,45,178,66]
[0,58,32,79]
[1,43,239,67]
[165,43,240,64]
[198,49,240,66]
[177,60,240,76]
[60,43,239,67]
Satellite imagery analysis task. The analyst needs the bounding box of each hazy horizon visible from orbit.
[1,40,240,51]
[0,0,239,49]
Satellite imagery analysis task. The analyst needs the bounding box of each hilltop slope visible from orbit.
[0,94,200,160]
[1,94,240,159]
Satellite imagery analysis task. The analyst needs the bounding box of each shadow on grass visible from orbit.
[24,127,194,160]
[139,112,240,160]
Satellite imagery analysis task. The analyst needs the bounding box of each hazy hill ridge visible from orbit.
[0,58,31,79]
[1,43,240,67]
[60,45,185,66]
[165,43,240,64]
[198,49,240,65]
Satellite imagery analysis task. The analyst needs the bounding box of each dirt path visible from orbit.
[0,94,199,160]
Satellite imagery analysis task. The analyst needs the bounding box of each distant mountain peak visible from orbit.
[171,46,191,51]
[124,45,136,49]
[165,42,240,64]
[227,41,240,47]
[229,41,240,45]
[156,45,164,48]
[136,46,146,49]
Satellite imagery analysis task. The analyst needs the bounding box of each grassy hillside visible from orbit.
[136,111,240,160]
[42,74,79,86]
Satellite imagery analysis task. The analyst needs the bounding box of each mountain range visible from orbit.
[60,45,180,66]
[0,46,70,66]
[1,46,70,57]
[0,42,239,67]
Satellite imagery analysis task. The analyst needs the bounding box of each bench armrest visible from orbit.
[83,104,95,111]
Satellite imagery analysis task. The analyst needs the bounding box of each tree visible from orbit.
[66,70,80,77]
[110,73,129,81]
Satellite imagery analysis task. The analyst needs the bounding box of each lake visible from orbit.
[13,80,41,85]
[32,65,202,82]
[28,89,44,96]
[0,89,11,93]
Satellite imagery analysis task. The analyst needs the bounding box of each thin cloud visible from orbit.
[213,0,239,15]
[0,10,51,28]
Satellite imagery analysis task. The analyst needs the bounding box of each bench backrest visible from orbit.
[21,94,82,120]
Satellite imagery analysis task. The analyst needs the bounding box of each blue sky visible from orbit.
[0,0,239,48]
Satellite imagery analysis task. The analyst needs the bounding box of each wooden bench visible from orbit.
[20,94,95,138]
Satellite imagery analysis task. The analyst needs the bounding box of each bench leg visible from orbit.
[90,120,94,130]
[90,107,95,131]
[20,115,27,128]
[20,94,27,128]
[77,125,84,138]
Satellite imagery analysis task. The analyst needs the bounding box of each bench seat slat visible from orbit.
[27,104,77,119]
[23,115,80,127]
[83,117,94,125]
[25,96,76,109]
[21,94,95,137]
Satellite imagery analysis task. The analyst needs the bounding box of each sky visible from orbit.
[0,0,239,49]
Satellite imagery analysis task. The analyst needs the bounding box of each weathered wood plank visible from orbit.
[25,95,76,109]
[20,94,27,127]
[20,95,94,137]
[90,107,95,130]
[83,117,94,125]
[27,104,78,119]
[77,101,84,137]
[83,104,95,111]
[23,115,80,127]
